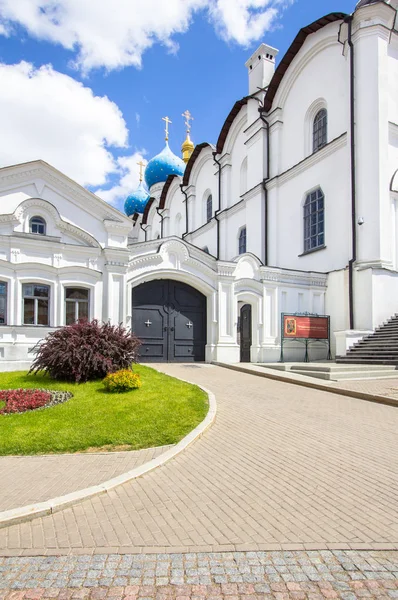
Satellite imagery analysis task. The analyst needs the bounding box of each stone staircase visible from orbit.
[261,362,398,381]
[336,313,398,366]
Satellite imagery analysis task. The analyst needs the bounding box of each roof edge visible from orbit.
[263,12,348,113]
[182,142,215,187]
[216,98,249,155]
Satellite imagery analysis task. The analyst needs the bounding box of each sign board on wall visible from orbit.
[283,315,329,340]
[280,313,331,362]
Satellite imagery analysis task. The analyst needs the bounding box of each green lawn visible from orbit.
[0,365,208,455]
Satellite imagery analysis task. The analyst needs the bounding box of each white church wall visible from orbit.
[221,110,248,209]
[353,5,398,269]
[189,149,217,230]
[165,180,185,237]
[268,139,350,272]
[274,23,349,175]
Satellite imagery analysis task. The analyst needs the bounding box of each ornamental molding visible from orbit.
[241,182,263,203]
[260,267,327,288]
[13,198,101,248]
[273,34,338,110]
[103,219,132,234]
[187,150,214,188]
[0,258,102,278]
[0,162,128,224]
[267,133,347,189]
[220,110,247,157]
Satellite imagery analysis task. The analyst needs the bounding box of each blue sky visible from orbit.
[0,0,356,211]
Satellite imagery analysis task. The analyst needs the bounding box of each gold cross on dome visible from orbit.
[162,116,172,141]
[137,160,145,183]
[182,109,193,133]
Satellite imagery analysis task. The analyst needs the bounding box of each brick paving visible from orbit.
[1,550,398,598]
[0,447,172,513]
[334,377,398,399]
[1,364,398,553]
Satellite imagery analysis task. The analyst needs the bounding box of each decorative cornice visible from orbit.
[0,161,129,224]
[13,198,101,248]
[267,133,347,189]
[260,266,327,288]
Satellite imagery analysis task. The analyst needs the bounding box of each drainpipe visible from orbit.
[259,108,270,266]
[140,223,149,242]
[156,207,165,238]
[180,184,189,238]
[212,152,222,260]
[347,15,357,331]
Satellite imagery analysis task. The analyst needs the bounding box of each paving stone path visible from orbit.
[1,550,398,598]
[0,447,172,512]
[1,363,398,554]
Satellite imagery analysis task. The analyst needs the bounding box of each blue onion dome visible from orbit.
[144,142,185,189]
[124,181,150,216]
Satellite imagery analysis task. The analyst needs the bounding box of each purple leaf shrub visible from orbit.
[29,320,141,383]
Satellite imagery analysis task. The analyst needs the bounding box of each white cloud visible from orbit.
[0,61,128,187]
[0,0,292,73]
[210,0,280,46]
[96,152,147,206]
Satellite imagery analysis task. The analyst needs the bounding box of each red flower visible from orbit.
[0,389,51,414]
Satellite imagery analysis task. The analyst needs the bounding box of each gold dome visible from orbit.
[182,132,194,164]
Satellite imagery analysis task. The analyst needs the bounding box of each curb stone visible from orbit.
[213,362,398,408]
[0,380,216,530]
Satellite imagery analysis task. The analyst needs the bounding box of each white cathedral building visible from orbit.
[0,0,397,368]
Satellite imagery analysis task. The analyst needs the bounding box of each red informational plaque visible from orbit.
[283,315,329,340]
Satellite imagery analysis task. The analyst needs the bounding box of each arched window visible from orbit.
[238,227,247,255]
[0,281,7,325]
[304,188,325,252]
[313,109,327,153]
[29,216,46,235]
[65,288,89,325]
[206,194,212,223]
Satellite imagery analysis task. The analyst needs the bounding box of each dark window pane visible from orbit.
[0,297,5,324]
[34,285,49,298]
[206,195,212,222]
[30,216,46,235]
[313,109,327,153]
[65,302,76,325]
[0,283,6,296]
[66,288,89,300]
[24,299,35,324]
[23,285,34,297]
[37,300,49,325]
[78,301,89,320]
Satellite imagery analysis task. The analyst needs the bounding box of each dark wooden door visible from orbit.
[240,304,252,363]
[132,280,206,362]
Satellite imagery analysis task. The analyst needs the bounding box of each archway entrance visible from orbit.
[239,304,252,363]
[132,279,206,362]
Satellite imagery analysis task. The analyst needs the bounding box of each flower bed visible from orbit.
[0,389,73,415]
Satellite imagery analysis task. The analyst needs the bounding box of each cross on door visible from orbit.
[145,320,152,327]
[186,321,193,329]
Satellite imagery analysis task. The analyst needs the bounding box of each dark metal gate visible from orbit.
[132,280,206,362]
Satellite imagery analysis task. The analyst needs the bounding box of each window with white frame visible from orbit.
[0,282,7,325]
[206,194,212,223]
[313,109,327,153]
[29,216,46,235]
[303,188,325,252]
[65,288,90,325]
[238,227,247,255]
[23,283,50,325]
